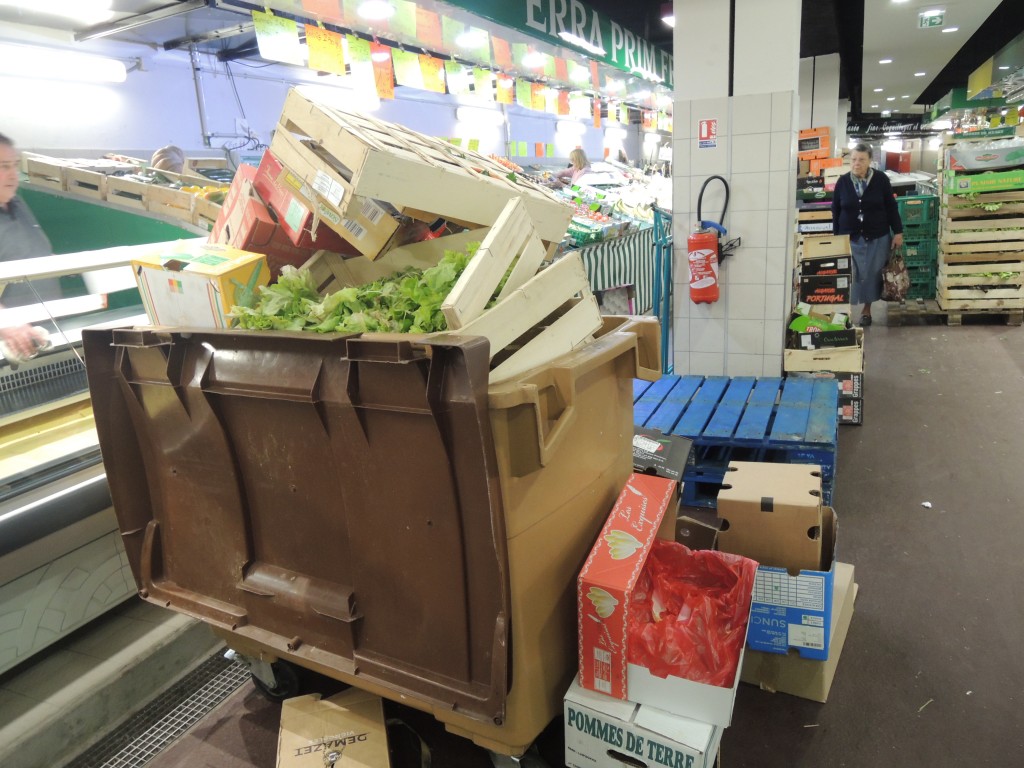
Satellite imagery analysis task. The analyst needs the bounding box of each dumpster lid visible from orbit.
[84,327,512,724]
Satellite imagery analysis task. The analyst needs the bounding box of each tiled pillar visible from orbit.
[671,0,801,377]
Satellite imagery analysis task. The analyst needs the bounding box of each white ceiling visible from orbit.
[861,0,1003,114]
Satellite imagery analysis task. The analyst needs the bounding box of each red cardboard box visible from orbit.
[253,149,352,252]
[578,474,751,727]
[211,165,321,277]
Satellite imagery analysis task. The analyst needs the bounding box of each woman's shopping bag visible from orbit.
[881,243,911,302]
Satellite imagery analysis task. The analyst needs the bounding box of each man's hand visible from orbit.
[892,233,904,249]
[0,324,47,360]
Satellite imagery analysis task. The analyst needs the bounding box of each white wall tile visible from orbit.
[732,94,772,135]
[673,316,690,352]
[762,353,783,377]
[728,319,765,354]
[674,100,692,139]
[762,319,785,355]
[690,97,729,139]
[672,138,691,178]
[727,209,769,249]
[690,177,729,220]
[690,352,725,376]
[764,284,787,322]
[672,350,690,375]
[726,353,764,377]
[771,91,794,132]
[729,171,770,212]
[731,133,771,173]
[765,247,788,285]
[723,245,767,286]
[691,141,730,176]
[727,283,766,319]
[767,208,792,248]
[689,295,727,319]
[690,316,727,353]
[767,170,791,211]
[769,131,792,172]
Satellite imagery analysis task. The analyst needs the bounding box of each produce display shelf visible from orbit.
[633,375,838,508]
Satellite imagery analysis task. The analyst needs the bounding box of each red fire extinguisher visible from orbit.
[688,227,720,304]
[688,176,737,304]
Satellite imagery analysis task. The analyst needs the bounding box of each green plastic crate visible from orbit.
[897,195,938,225]
[903,239,938,266]
[907,283,936,300]
[902,220,939,239]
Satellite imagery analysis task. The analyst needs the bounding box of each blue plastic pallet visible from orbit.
[634,375,838,508]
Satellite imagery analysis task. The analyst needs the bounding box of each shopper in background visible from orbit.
[0,132,56,360]
[831,143,904,327]
[555,148,592,186]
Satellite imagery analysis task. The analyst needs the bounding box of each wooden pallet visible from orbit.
[886,297,1023,326]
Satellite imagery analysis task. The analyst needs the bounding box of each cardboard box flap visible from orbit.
[277,690,391,768]
[568,677,640,722]
[716,462,824,573]
[632,704,718,754]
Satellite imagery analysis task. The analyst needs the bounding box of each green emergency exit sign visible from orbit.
[919,12,944,28]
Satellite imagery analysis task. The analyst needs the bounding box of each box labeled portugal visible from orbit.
[131,241,268,329]
[800,274,850,305]
[578,473,750,727]
[717,462,839,661]
[564,679,721,768]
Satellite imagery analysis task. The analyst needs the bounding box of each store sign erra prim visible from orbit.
[846,117,925,135]
[445,0,674,88]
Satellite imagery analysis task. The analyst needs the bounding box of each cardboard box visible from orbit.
[741,561,857,702]
[254,147,365,253]
[797,148,829,162]
[790,326,858,350]
[131,241,268,329]
[838,396,863,426]
[801,235,851,259]
[212,164,323,276]
[790,371,864,399]
[799,274,851,305]
[946,144,1024,172]
[716,462,824,574]
[796,175,825,191]
[798,159,811,177]
[784,329,863,373]
[944,167,1024,195]
[799,255,851,277]
[796,189,831,202]
[810,157,843,177]
[632,427,693,484]
[676,515,720,552]
[564,679,721,768]
[276,689,391,768]
[798,126,831,140]
[823,164,850,186]
[578,473,749,727]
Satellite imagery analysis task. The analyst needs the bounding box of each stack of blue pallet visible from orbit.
[634,375,839,508]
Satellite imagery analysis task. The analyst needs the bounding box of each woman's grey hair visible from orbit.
[0,133,12,148]
[852,143,872,157]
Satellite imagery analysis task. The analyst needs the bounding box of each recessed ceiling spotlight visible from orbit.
[999,65,1011,70]
[871,104,879,108]
[914,72,926,77]
[879,58,893,64]
[902,95,910,99]
[942,27,959,33]
[874,88,883,92]
[887,96,896,101]
[882,111,892,117]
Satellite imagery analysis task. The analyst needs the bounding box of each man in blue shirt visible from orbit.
[0,132,55,360]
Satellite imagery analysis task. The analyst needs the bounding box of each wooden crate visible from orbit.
[193,196,222,230]
[22,154,66,192]
[936,270,1024,309]
[276,89,573,249]
[144,184,196,222]
[302,198,601,383]
[185,157,229,172]
[105,176,150,210]
[943,190,1024,220]
[63,167,108,200]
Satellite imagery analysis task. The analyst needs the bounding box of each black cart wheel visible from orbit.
[250,659,301,701]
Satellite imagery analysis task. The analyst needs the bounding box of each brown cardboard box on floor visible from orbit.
[740,561,857,702]
[277,689,391,768]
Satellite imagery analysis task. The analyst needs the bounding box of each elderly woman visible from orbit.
[555,148,591,186]
[831,143,904,326]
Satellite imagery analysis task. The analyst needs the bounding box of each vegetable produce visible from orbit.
[232,242,481,334]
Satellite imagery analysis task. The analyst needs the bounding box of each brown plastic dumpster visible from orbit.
[83,315,658,756]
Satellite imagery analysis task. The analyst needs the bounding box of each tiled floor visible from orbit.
[0,597,222,768]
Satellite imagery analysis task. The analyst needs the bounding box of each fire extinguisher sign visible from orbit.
[698,119,718,149]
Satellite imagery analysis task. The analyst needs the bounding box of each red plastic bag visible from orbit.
[626,540,757,688]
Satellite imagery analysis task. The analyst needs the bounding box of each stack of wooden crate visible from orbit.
[939,139,1024,319]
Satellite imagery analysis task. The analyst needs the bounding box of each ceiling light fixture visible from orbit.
[874,88,883,92]
[661,2,674,28]
[879,58,893,64]
[887,96,895,101]
[871,104,879,108]
[942,26,959,33]
[902,95,910,99]
[914,72,926,77]
[0,42,127,83]
[999,65,1011,70]
[558,31,606,56]
[356,0,394,21]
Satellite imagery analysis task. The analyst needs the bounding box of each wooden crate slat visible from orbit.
[937,278,1024,300]
[442,198,530,329]
[497,232,547,301]
[105,176,150,210]
[945,203,1024,219]
[942,230,1024,244]
[488,292,602,383]
[942,216,1024,232]
[942,190,1024,205]
[63,168,107,200]
[936,295,1024,309]
[940,249,1024,263]
[939,275,1023,288]
[940,240,1024,253]
[455,251,590,359]
[939,260,1024,276]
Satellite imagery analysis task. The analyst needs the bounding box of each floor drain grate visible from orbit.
[65,652,252,768]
